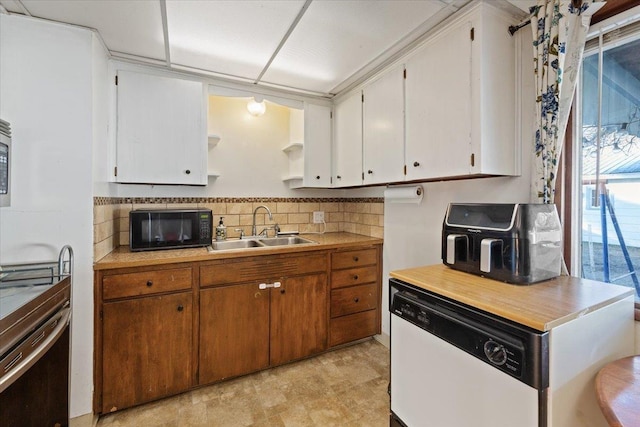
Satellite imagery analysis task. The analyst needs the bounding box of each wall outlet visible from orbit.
[313,211,325,224]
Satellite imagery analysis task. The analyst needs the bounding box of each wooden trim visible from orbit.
[591,0,640,25]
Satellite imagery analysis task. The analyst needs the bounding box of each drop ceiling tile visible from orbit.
[261,0,449,94]
[19,0,166,61]
[166,0,305,81]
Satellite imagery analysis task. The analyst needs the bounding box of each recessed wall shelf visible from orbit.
[281,142,303,153]
[208,134,221,149]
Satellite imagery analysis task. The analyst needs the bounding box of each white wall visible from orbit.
[0,14,108,419]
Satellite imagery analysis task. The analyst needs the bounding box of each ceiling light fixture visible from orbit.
[247,97,266,116]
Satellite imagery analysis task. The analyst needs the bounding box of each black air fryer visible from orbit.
[442,203,562,284]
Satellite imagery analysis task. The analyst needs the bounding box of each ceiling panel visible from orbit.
[0,0,497,96]
[17,0,166,61]
[260,0,450,94]
[166,0,305,81]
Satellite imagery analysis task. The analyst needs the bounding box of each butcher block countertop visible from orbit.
[94,232,382,271]
[390,264,634,332]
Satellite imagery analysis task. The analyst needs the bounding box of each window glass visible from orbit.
[580,31,640,301]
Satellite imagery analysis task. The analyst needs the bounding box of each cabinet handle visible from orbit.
[354,297,360,303]
[337,175,342,179]
[353,275,359,280]
[367,170,373,174]
[413,161,420,167]
[280,289,286,294]
[259,281,282,289]
[316,175,320,180]
[177,305,184,312]
[353,256,359,262]
[146,280,153,287]
[254,292,262,298]
[185,169,191,175]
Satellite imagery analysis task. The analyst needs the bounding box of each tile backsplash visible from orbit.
[93,197,384,261]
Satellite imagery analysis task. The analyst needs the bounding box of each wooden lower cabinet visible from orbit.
[270,273,328,366]
[199,273,328,384]
[329,246,382,347]
[95,243,381,413]
[199,283,270,384]
[101,292,192,413]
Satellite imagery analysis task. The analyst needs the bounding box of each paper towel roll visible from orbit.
[383,186,424,204]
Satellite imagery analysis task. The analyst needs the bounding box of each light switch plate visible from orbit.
[313,211,325,223]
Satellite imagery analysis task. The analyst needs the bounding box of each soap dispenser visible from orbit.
[216,217,227,241]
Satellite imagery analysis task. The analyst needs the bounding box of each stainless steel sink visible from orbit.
[209,239,265,250]
[258,236,316,246]
[207,236,316,251]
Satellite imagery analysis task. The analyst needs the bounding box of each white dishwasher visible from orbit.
[389,278,549,427]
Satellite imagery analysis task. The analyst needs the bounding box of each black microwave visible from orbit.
[129,209,213,251]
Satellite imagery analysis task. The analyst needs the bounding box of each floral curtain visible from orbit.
[530,0,603,203]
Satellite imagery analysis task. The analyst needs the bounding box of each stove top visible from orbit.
[0,264,69,321]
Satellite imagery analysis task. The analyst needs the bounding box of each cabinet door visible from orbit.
[405,21,472,181]
[363,65,405,185]
[333,91,362,187]
[199,284,269,384]
[303,103,332,187]
[270,273,328,365]
[116,70,207,185]
[101,292,192,412]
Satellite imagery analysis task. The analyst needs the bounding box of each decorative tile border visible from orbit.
[94,196,384,206]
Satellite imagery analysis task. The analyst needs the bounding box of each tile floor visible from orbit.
[97,339,390,427]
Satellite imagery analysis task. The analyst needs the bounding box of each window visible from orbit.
[575,11,640,302]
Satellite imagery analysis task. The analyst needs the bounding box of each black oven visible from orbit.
[130,208,213,251]
[0,246,73,427]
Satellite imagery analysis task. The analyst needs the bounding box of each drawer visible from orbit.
[331,283,378,318]
[329,310,379,347]
[331,265,377,289]
[201,253,327,287]
[331,248,377,270]
[103,267,192,300]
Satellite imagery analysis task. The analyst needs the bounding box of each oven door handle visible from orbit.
[0,306,71,393]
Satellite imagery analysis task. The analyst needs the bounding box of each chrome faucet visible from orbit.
[252,205,273,237]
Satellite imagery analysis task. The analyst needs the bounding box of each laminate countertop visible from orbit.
[390,264,634,332]
[94,232,383,271]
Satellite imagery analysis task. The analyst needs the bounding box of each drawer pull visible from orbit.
[353,256,359,262]
[353,275,359,280]
[146,281,153,287]
[354,297,360,303]
[177,305,184,312]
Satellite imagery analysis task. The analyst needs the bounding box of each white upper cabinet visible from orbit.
[303,103,332,187]
[405,2,518,181]
[405,19,471,180]
[363,65,405,185]
[333,91,363,187]
[116,70,207,185]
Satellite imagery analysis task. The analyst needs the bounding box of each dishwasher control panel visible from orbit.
[390,279,549,390]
